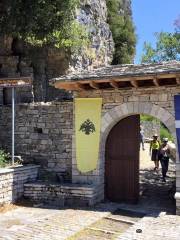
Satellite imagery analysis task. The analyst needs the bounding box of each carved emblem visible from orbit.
[79,119,96,135]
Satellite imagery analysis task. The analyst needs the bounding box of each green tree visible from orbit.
[106,0,136,64]
[0,0,88,49]
[141,18,180,63]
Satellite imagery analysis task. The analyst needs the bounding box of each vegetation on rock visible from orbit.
[106,0,136,64]
[141,114,174,142]
[0,0,88,50]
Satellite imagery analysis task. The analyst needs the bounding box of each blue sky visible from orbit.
[132,0,180,63]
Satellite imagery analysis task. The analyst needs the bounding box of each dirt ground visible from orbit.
[139,143,176,214]
[140,143,157,169]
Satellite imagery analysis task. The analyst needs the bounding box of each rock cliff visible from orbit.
[0,0,132,102]
[70,0,114,71]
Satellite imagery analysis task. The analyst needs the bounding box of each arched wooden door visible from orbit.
[105,115,140,203]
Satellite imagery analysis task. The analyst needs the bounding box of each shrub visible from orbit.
[106,0,136,64]
[160,125,174,142]
[0,149,10,168]
[0,0,88,50]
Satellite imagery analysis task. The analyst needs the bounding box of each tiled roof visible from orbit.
[51,61,180,82]
[51,61,180,91]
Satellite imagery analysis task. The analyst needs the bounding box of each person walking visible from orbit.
[140,126,145,151]
[149,134,160,171]
[158,138,170,182]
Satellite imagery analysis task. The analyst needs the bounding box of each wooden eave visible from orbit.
[0,77,32,88]
[54,72,180,91]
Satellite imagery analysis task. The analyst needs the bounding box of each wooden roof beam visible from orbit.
[131,80,138,88]
[176,77,180,85]
[109,80,119,89]
[153,78,159,87]
[76,82,87,90]
[89,81,100,89]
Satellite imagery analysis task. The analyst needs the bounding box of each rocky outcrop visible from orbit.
[121,0,132,16]
[0,0,132,102]
[70,0,114,71]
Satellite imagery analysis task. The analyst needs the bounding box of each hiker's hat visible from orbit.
[153,134,158,137]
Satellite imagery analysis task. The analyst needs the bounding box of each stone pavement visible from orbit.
[117,213,180,240]
[0,203,119,240]
[0,143,178,240]
[0,201,180,240]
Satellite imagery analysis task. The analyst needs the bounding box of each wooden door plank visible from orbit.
[105,115,140,203]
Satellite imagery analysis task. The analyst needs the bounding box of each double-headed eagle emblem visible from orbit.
[79,119,96,135]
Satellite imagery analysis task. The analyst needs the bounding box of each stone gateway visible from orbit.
[0,61,180,213]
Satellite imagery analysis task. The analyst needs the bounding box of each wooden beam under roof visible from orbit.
[53,72,180,91]
[109,80,119,89]
[75,73,178,84]
[130,80,138,88]
[153,78,159,87]
[176,77,180,85]
[54,81,86,91]
[89,81,99,89]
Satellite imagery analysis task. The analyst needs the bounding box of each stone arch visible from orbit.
[101,101,176,137]
[99,102,177,181]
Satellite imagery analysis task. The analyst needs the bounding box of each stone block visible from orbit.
[133,102,139,113]
[150,94,159,102]
[159,93,168,102]
[150,104,159,117]
[128,96,139,102]
[120,103,129,115]
[103,113,113,125]
[127,102,134,113]
[114,93,124,103]
[139,95,150,102]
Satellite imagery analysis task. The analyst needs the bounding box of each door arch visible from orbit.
[99,102,176,202]
[105,115,140,203]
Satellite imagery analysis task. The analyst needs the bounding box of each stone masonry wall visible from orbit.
[0,165,39,204]
[0,102,73,182]
[0,51,34,104]
[72,86,180,207]
[24,182,100,207]
[0,85,180,209]
[141,121,160,139]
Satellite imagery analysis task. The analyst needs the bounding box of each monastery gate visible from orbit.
[0,61,180,213]
[53,61,180,212]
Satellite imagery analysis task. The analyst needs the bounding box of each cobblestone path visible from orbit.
[0,143,178,239]
[0,203,119,240]
[117,213,180,240]
[139,143,176,214]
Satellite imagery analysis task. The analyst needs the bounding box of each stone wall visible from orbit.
[0,52,34,104]
[0,102,73,182]
[24,182,101,207]
[0,85,180,210]
[0,165,39,204]
[76,85,179,116]
[141,121,160,139]
[72,86,180,209]
[0,43,71,103]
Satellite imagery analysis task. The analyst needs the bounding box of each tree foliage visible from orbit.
[141,16,180,63]
[0,0,88,49]
[106,0,136,64]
